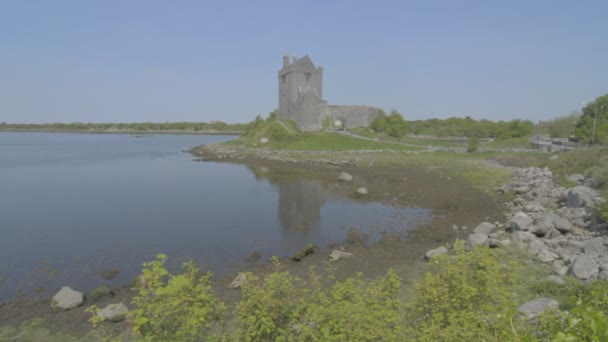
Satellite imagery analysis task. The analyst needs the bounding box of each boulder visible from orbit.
[329,250,354,262]
[553,260,568,276]
[338,172,353,182]
[467,233,489,250]
[425,246,448,260]
[546,275,565,285]
[511,231,536,245]
[549,155,559,160]
[98,303,128,322]
[356,187,368,195]
[550,213,572,234]
[229,272,248,289]
[528,240,547,256]
[51,286,84,310]
[566,174,585,184]
[524,202,546,213]
[259,137,269,144]
[583,239,608,259]
[566,186,599,208]
[510,212,533,231]
[530,214,555,237]
[570,256,599,280]
[473,222,496,235]
[537,248,559,263]
[517,298,559,320]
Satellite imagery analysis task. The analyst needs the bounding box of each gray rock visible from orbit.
[567,174,585,184]
[529,240,547,255]
[599,271,608,281]
[537,248,559,263]
[467,233,489,250]
[550,213,572,234]
[566,186,599,208]
[356,187,368,195]
[51,286,84,310]
[229,272,248,289]
[553,260,568,276]
[98,303,128,322]
[512,231,536,245]
[425,246,448,260]
[571,256,599,280]
[525,202,546,213]
[329,249,354,261]
[517,298,559,320]
[473,222,496,235]
[549,155,559,160]
[546,275,565,285]
[584,239,608,259]
[530,213,556,237]
[338,172,353,182]
[510,212,533,231]
[259,137,269,144]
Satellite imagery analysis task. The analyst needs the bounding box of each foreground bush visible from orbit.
[129,254,226,341]
[405,241,523,340]
[97,243,608,341]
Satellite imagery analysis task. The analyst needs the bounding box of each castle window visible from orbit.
[305,73,311,81]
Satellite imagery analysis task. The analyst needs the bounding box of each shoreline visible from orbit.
[0,128,242,136]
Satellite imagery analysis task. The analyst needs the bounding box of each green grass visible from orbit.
[284,133,423,151]
[482,136,532,149]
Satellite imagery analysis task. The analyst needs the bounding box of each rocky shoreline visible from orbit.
[428,166,608,283]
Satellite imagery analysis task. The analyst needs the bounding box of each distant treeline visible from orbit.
[0,121,246,133]
[407,116,534,139]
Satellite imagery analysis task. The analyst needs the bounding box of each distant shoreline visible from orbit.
[0,128,242,136]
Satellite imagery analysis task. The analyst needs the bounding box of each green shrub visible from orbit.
[467,137,479,152]
[129,254,225,341]
[405,241,523,340]
[371,110,408,138]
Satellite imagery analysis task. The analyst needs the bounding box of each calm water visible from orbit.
[0,132,431,302]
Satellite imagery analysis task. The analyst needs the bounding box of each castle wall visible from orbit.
[327,105,382,129]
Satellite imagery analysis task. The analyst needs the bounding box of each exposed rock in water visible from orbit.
[329,249,354,262]
[291,244,317,261]
[425,246,448,260]
[98,303,128,322]
[337,172,353,182]
[356,187,368,195]
[51,286,84,310]
[229,272,248,289]
[517,298,559,320]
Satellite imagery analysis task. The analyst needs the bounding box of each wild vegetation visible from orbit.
[575,94,608,144]
[0,121,245,133]
[83,242,608,341]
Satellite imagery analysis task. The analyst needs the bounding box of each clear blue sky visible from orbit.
[1,0,607,124]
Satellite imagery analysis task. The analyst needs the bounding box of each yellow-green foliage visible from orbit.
[542,280,608,341]
[129,254,225,341]
[406,241,522,340]
[234,259,404,341]
[240,114,300,147]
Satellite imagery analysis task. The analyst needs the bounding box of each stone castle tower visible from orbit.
[277,54,381,132]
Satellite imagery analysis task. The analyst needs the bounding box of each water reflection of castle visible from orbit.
[246,166,325,231]
[278,180,324,231]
